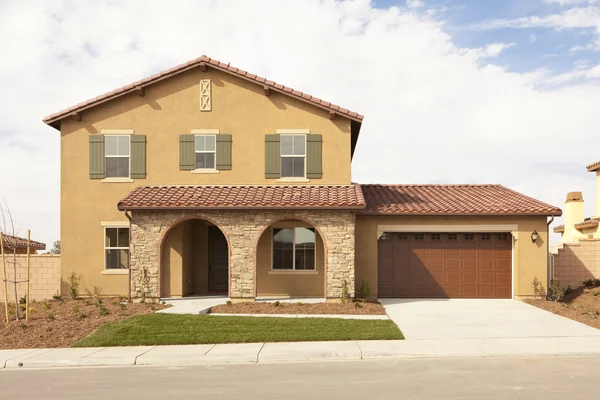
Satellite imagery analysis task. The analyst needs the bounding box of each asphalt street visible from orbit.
[1,356,599,400]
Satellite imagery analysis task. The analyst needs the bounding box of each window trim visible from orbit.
[271,227,316,271]
[280,134,307,179]
[194,134,217,170]
[103,226,130,271]
[104,134,131,179]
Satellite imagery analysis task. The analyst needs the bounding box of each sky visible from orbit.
[1,0,600,247]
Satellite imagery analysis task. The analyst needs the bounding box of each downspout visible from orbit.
[547,216,555,292]
[125,210,132,302]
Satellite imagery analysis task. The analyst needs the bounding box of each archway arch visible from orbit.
[159,217,230,298]
[254,217,326,298]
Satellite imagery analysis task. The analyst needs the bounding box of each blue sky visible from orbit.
[375,0,600,74]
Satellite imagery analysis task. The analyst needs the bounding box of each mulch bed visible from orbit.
[211,299,387,315]
[0,297,168,349]
[524,285,600,329]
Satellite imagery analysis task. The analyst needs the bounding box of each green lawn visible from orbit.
[73,314,403,347]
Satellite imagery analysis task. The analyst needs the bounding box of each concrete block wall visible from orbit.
[0,254,61,301]
[553,240,600,289]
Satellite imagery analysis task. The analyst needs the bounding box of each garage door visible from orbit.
[378,232,512,299]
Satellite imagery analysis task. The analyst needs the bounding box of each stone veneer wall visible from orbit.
[553,239,600,289]
[129,210,356,300]
[0,254,61,301]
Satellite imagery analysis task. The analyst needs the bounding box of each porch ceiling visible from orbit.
[117,185,366,211]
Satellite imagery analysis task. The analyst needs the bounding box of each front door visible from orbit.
[208,226,228,292]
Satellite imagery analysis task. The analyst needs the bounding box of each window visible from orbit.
[195,135,216,169]
[272,227,315,270]
[105,135,130,178]
[481,233,491,241]
[448,233,458,240]
[280,135,306,178]
[464,233,474,240]
[414,233,424,240]
[431,233,441,240]
[105,227,129,270]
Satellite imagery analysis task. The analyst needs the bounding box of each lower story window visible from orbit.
[105,227,129,269]
[272,227,315,270]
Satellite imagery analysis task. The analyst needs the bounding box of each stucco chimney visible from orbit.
[563,191,584,243]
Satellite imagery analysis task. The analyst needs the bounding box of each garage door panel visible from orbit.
[378,232,512,299]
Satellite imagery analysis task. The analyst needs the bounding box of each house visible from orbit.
[43,55,561,301]
[1,234,46,254]
[550,162,600,288]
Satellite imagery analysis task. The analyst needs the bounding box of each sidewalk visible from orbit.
[3,336,600,369]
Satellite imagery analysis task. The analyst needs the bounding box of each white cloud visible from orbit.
[545,0,598,5]
[1,0,599,245]
[406,0,425,8]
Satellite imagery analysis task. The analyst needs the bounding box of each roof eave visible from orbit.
[356,211,563,217]
[118,205,366,212]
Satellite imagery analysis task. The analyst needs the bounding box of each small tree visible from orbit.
[50,240,60,254]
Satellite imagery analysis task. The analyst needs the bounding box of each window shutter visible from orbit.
[215,134,232,170]
[130,135,146,179]
[265,134,280,179]
[179,134,195,170]
[306,134,322,179]
[89,135,105,179]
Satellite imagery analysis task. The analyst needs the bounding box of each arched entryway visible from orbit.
[160,218,229,298]
[255,219,325,298]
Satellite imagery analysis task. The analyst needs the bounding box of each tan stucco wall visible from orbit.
[256,223,325,297]
[0,255,61,301]
[59,67,352,296]
[355,215,549,298]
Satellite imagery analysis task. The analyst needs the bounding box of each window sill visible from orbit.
[101,269,129,275]
[268,270,319,275]
[101,178,134,183]
[276,178,310,183]
[191,169,220,174]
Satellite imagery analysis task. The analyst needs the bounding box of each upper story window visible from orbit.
[105,135,130,178]
[280,134,306,178]
[195,135,216,169]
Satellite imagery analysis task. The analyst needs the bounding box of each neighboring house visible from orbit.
[43,55,561,301]
[551,162,600,288]
[1,234,46,254]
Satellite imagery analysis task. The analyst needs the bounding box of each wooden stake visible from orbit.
[25,230,30,321]
[1,232,9,324]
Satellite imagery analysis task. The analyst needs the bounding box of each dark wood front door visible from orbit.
[378,232,512,299]
[208,227,228,292]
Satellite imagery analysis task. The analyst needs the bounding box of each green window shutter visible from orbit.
[306,134,322,179]
[179,134,195,170]
[216,134,232,170]
[130,135,146,179]
[89,135,105,179]
[265,134,280,179]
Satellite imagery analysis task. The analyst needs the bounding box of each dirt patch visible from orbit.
[211,300,386,315]
[0,298,168,349]
[524,285,600,330]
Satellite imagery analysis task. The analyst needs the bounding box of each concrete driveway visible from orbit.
[380,298,600,340]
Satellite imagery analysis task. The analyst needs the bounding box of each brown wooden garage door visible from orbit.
[377,232,512,299]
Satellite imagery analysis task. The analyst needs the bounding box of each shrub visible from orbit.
[42,301,52,310]
[547,278,564,302]
[340,279,350,303]
[354,302,363,308]
[565,285,573,295]
[19,295,26,305]
[296,301,303,306]
[273,301,280,307]
[226,300,232,306]
[357,280,371,299]
[119,303,127,311]
[99,305,109,316]
[583,279,595,287]
[67,272,81,300]
[52,293,62,300]
[48,313,55,321]
[532,277,545,299]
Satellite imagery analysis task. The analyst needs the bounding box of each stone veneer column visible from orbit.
[128,210,356,301]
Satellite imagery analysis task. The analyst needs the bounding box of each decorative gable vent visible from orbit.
[200,79,211,111]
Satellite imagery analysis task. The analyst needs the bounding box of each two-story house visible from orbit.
[44,55,561,301]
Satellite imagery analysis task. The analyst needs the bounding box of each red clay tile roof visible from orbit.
[1,234,46,250]
[553,225,564,233]
[359,184,562,216]
[118,185,366,210]
[575,219,599,230]
[587,161,600,172]
[43,55,363,128]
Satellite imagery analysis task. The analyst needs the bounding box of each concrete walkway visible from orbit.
[380,298,600,340]
[4,337,600,369]
[157,296,228,315]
